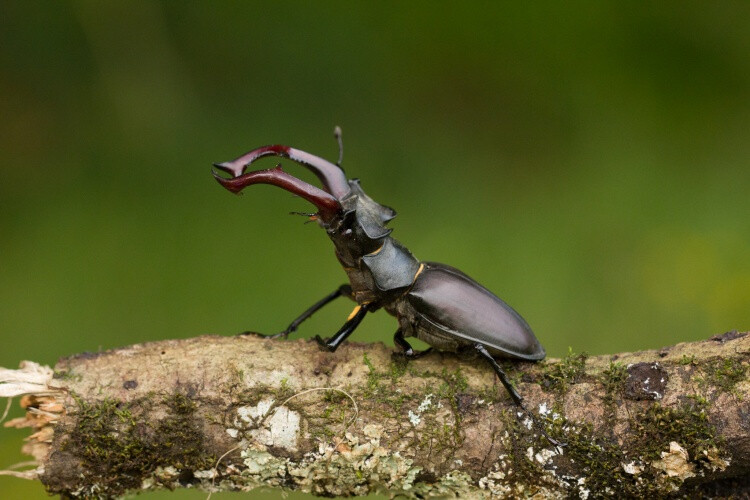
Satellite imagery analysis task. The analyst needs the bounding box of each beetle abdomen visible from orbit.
[406,263,545,360]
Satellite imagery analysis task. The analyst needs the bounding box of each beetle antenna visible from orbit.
[334,125,344,169]
[289,211,320,224]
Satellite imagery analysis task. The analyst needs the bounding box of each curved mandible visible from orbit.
[213,145,351,199]
[212,165,342,223]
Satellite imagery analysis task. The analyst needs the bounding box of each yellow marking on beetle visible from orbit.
[347,305,362,320]
[398,263,426,299]
[413,263,425,281]
[366,245,385,256]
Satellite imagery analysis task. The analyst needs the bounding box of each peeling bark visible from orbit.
[1,331,749,498]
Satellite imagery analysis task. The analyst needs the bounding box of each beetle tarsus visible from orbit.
[313,335,333,351]
[519,404,567,448]
[314,303,370,352]
[393,329,433,359]
[237,331,288,339]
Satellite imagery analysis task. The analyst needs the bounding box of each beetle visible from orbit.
[212,128,560,445]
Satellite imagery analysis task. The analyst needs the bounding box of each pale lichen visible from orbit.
[229,397,302,451]
[652,441,695,482]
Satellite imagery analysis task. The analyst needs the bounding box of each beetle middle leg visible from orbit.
[314,303,371,352]
[474,344,565,447]
[393,329,433,359]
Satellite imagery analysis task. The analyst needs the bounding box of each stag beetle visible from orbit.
[213,128,560,445]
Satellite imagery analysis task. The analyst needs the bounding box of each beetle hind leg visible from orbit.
[474,344,565,447]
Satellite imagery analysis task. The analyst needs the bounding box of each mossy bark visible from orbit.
[3,331,749,498]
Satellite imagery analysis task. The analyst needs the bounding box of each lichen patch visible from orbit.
[652,441,695,482]
[408,410,421,426]
[363,423,384,440]
[232,398,301,451]
[257,406,300,450]
[621,461,644,475]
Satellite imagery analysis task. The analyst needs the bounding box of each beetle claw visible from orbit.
[211,169,244,194]
[237,331,288,340]
[212,161,245,178]
[520,405,567,448]
[391,347,433,362]
[313,335,333,351]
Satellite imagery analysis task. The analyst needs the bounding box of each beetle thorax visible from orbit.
[324,182,420,305]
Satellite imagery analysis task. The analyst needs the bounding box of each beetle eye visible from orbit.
[344,229,353,237]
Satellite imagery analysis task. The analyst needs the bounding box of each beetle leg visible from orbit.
[393,329,433,359]
[474,344,565,447]
[314,303,370,352]
[279,284,353,338]
[240,284,353,339]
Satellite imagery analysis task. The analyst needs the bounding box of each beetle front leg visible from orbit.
[314,303,371,352]
[474,344,565,447]
[241,284,353,339]
[286,284,356,338]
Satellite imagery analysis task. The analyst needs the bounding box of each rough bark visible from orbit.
[1,331,749,498]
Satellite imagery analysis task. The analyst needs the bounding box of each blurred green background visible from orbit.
[1,2,749,498]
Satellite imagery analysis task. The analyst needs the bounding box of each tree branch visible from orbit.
[2,331,749,498]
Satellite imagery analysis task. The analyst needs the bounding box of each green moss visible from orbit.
[696,358,746,398]
[601,362,627,393]
[599,362,627,421]
[687,393,708,406]
[435,367,468,399]
[362,353,378,392]
[679,354,697,366]
[323,388,347,404]
[389,358,409,379]
[277,377,294,398]
[631,397,722,462]
[361,353,412,410]
[476,384,503,404]
[496,409,559,490]
[542,347,588,395]
[60,391,215,497]
[358,353,469,463]
[557,422,633,492]
[497,390,726,498]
